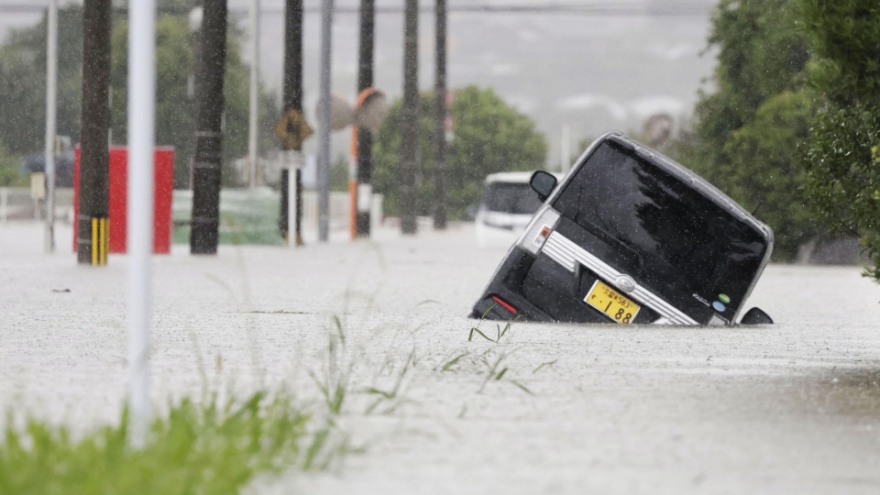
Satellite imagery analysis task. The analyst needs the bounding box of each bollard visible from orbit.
[89,214,109,265]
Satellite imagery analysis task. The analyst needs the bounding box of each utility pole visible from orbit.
[433,0,447,230]
[78,0,111,265]
[190,0,227,255]
[44,0,58,253]
[280,0,305,245]
[248,0,260,188]
[126,0,156,449]
[400,0,418,235]
[317,0,333,242]
[354,0,375,238]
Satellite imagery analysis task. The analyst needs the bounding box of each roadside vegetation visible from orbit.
[0,0,280,189]
[671,0,815,260]
[373,85,548,221]
[0,391,347,494]
[0,144,25,187]
[800,0,880,282]
[671,0,880,282]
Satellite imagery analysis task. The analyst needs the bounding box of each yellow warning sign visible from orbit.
[274,109,314,151]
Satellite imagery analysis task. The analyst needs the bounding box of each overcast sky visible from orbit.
[0,0,720,167]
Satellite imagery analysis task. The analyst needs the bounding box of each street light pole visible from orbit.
[317,0,333,242]
[354,0,375,238]
[248,0,259,188]
[433,0,447,230]
[280,0,304,246]
[44,0,58,253]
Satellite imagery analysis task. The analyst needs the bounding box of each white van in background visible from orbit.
[475,171,563,248]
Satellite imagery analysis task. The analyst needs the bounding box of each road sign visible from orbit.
[274,109,314,151]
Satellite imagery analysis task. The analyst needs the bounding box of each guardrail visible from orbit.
[1,187,384,244]
[0,187,75,223]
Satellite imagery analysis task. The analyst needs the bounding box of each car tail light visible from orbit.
[491,295,518,314]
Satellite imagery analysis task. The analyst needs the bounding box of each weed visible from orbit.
[476,351,533,395]
[532,360,558,374]
[468,320,513,343]
[446,316,539,396]
[308,326,350,416]
[363,350,415,415]
[439,352,469,372]
[0,391,343,494]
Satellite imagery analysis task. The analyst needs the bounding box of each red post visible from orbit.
[74,146,174,254]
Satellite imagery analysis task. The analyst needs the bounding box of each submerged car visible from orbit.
[471,132,774,326]
[475,172,563,248]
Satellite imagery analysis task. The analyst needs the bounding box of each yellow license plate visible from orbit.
[584,280,640,324]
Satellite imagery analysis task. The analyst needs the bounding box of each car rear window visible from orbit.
[482,182,543,215]
[552,141,767,317]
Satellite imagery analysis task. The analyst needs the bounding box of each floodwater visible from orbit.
[1,221,879,494]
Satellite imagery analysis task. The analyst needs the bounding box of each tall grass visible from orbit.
[0,391,344,494]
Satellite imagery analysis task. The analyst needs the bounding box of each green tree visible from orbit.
[722,91,817,254]
[801,0,880,281]
[677,0,816,259]
[0,143,25,187]
[329,155,349,192]
[110,16,279,188]
[0,5,83,155]
[0,3,280,189]
[373,85,548,220]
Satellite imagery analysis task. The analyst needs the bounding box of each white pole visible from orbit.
[248,0,260,188]
[317,0,333,242]
[0,188,7,223]
[44,0,58,253]
[560,124,570,173]
[127,0,156,449]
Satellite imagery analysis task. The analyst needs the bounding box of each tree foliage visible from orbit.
[676,0,816,259]
[0,6,83,156]
[110,15,279,188]
[0,143,24,187]
[801,0,880,280]
[801,0,880,106]
[0,3,279,189]
[373,85,548,220]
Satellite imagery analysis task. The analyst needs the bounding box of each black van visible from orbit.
[470,132,773,326]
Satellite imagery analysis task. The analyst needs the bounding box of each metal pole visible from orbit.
[281,0,304,246]
[127,0,156,449]
[248,0,259,188]
[317,0,333,242]
[354,0,375,238]
[190,0,227,255]
[44,0,58,253]
[400,0,418,235]
[78,0,111,265]
[433,0,447,230]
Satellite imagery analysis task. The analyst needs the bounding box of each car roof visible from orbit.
[485,171,564,184]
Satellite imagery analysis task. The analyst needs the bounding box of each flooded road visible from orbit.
[2,222,879,494]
